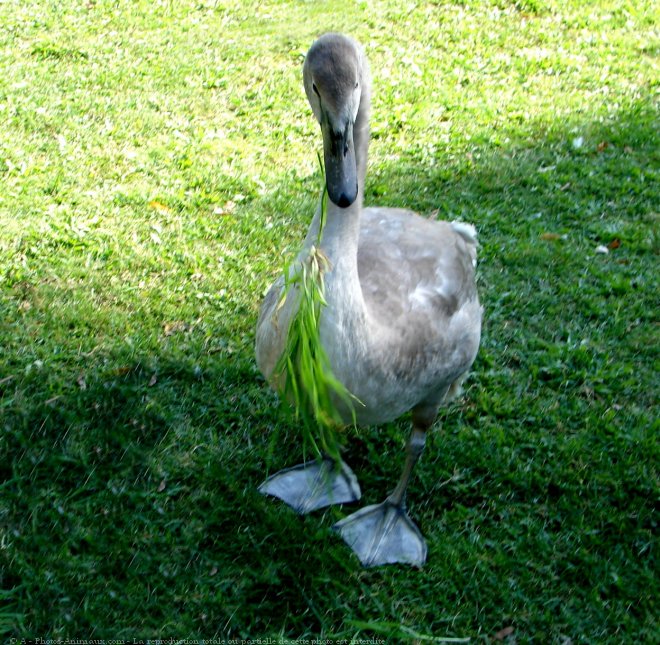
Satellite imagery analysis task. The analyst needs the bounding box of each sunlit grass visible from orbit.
[1,0,657,640]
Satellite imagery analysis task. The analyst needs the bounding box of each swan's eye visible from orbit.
[312,83,320,96]
[355,81,359,89]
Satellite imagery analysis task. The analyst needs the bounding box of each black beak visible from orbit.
[322,114,358,208]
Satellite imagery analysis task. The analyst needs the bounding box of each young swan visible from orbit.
[256,33,482,567]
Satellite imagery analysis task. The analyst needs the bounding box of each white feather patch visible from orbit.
[450,221,478,244]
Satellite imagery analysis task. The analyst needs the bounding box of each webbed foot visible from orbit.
[333,500,427,567]
[259,458,361,514]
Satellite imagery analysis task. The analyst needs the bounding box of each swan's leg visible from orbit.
[259,457,361,514]
[386,426,426,509]
[333,410,433,567]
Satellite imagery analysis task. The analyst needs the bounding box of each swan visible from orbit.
[256,33,482,567]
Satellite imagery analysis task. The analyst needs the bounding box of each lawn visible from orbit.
[0,0,658,641]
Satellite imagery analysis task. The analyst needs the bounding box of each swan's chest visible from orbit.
[316,207,481,424]
[318,294,480,425]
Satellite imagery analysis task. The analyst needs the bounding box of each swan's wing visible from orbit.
[348,206,481,421]
[358,207,479,325]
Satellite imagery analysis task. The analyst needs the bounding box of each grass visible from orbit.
[0,0,657,641]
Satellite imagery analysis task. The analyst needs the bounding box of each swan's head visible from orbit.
[303,33,366,208]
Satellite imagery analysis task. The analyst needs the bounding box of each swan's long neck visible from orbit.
[322,79,368,260]
[301,78,371,260]
[317,79,371,339]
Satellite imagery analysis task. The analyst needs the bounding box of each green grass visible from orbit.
[1,0,657,641]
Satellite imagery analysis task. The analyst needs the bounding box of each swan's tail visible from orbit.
[450,220,478,245]
[451,220,478,267]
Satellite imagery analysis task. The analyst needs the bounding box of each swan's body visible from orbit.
[257,207,480,425]
[256,33,482,567]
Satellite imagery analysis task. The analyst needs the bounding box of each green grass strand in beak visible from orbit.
[273,185,359,462]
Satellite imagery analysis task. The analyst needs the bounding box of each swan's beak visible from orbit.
[322,116,358,208]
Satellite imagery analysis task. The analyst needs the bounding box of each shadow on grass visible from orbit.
[2,99,657,638]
